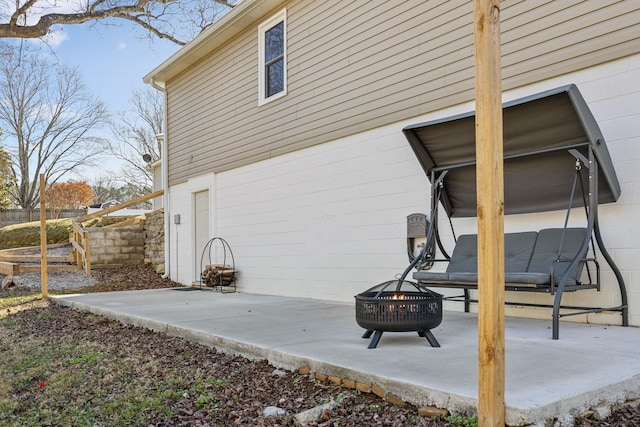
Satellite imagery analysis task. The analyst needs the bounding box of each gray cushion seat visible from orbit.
[413,228,587,288]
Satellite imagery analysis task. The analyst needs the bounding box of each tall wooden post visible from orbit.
[39,174,48,298]
[474,0,505,426]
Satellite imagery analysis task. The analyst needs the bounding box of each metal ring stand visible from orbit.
[199,237,236,293]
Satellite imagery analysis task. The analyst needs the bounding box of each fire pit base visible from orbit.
[362,329,440,349]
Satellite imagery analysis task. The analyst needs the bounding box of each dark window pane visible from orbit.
[265,21,284,62]
[266,59,284,97]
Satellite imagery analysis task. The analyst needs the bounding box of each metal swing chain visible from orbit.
[557,159,582,261]
[577,160,597,284]
[556,159,595,285]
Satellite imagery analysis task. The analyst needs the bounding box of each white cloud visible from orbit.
[42,29,70,48]
[0,0,76,48]
[25,27,69,49]
[117,42,127,50]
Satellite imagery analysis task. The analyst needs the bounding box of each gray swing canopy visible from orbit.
[402,84,628,339]
[404,84,620,217]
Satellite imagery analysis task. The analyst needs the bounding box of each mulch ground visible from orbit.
[1,264,638,426]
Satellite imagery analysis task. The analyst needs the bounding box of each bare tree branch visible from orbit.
[10,0,38,27]
[0,43,109,208]
[0,0,236,45]
[112,12,186,45]
[105,87,162,193]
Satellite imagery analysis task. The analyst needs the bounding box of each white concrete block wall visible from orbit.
[167,183,192,283]
[498,53,640,325]
[214,123,432,302]
[168,174,215,284]
[166,52,640,327]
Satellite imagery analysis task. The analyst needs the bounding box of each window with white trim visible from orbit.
[258,9,287,105]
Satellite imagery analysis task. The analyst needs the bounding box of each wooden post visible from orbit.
[83,230,91,276]
[474,0,505,426]
[39,174,48,298]
[75,228,81,266]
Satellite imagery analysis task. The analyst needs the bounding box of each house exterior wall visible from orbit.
[156,1,640,327]
[150,161,163,210]
[169,119,431,296]
[447,54,640,325]
[164,0,640,186]
[167,52,640,327]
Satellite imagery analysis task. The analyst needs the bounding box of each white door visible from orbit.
[194,190,210,282]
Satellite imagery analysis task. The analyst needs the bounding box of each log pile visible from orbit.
[201,264,236,288]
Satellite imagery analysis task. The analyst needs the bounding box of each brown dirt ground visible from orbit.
[1,264,638,426]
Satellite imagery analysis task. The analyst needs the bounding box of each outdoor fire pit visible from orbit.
[355,280,442,349]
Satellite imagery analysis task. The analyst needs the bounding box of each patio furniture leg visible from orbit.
[422,330,440,348]
[553,287,563,340]
[367,331,383,349]
[362,329,373,339]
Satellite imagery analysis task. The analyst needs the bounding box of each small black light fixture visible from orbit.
[142,153,152,163]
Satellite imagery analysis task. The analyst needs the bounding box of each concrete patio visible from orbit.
[52,288,640,426]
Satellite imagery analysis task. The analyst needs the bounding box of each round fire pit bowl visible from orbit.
[355,280,442,349]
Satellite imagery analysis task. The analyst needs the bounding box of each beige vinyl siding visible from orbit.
[167,29,260,172]
[501,0,640,86]
[165,0,640,186]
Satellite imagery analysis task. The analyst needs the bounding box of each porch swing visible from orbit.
[400,84,628,339]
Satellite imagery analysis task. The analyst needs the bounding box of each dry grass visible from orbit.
[0,216,137,250]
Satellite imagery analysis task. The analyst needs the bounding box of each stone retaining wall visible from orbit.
[84,209,164,272]
[87,226,146,267]
[144,209,165,274]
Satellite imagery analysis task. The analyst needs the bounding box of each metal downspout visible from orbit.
[150,78,171,279]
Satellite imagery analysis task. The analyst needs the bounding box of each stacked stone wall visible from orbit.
[144,209,165,274]
[83,209,164,272]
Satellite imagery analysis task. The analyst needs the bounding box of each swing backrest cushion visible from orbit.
[446,232,539,274]
[432,228,587,286]
[527,228,587,285]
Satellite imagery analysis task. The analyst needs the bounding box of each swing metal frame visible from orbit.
[401,84,629,339]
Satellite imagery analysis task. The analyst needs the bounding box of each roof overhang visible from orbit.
[144,0,287,85]
[403,84,621,217]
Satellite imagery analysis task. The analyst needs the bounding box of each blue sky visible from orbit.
[1,2,235,183]
[1,4,234,188]
[49,23,180,112]
[22,22,182,179]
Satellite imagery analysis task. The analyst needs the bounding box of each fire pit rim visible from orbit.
[354,280,443,333]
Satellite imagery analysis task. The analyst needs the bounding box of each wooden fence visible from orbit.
[0,209,86,228]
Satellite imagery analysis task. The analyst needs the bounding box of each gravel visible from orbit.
[10,269,98,290]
